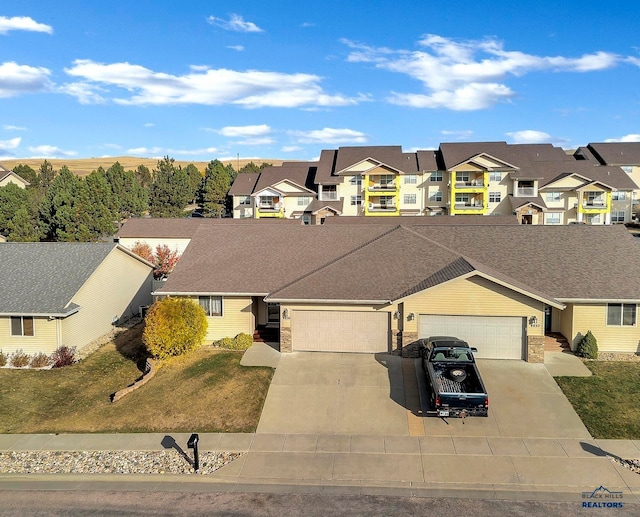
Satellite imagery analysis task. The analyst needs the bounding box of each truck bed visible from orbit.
[431,363,484,394]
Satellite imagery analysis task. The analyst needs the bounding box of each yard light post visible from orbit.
[187,433,200,472]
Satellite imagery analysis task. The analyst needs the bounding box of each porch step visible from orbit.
[253,327,279,343]
[544,333,571,353]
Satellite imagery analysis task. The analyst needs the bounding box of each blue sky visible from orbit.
[1,1,639,162]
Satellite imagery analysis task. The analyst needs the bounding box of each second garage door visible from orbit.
[419,314,525,360]
[291,310,390,353]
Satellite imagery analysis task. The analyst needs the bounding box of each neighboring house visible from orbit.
[153,221,640,362]
[0,243,154,356]
[227,143,637,225]
[115,217,204,255]
[0,165,29,189]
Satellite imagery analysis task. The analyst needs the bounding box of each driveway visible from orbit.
[421,359,592,439]
[257,352,411,435]
[256,352,592,440]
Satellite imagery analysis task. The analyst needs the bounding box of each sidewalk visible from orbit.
[1,432,639,504]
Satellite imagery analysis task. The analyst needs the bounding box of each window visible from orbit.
[489,192,501,203]
[199,296,222,317]
[11,316,34,337]
[455,193,470,204]
[429,191,443,202]
[301,214,311,225]
[350,195,362,206]
[611,211,626,223]
[586,192,605,206]
[585,214,601,224]
[404,193,417,204]
[622,166,633,174]
[238,196,251,205]
[430,171,443,182]
[349,175,362,186]
[404,174,417,184]
[297,196,311,206]
[456,171,471,183]
[612,191,626,201]
[544,213,562,225]
[489,171,502,182]
[607,303,637,326]
[378,174,395,185]
[545,192,561,202]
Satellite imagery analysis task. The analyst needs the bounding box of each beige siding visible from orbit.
[567,303,640,353]
[0,317,59,355]
[62,248,153,350]
[185,296,254,342]
[400,275,545,336]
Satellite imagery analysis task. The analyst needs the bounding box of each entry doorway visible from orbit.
[267,303,280,326]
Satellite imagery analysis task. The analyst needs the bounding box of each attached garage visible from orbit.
[419,314,525,360]
[291,310,390,353]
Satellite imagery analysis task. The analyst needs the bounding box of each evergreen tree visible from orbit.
[37,160,56,190]
[149,157,192,217]
[198,159,235,217]
[78,171,117,240]
[12,164,37,186]
[184,163,202,203]
[0,183,29,235]
[7,207,40,242]
[39,166,81,241]
[105,162,149,219]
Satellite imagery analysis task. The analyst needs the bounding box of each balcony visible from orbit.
[258,203,281,211]
[454,203,484,211]
[516,187,536,197]
[455,179,485,188]
[583,201,606,208]
[320,191,338,201]
[367,182,396,192]
[368,202,397,212]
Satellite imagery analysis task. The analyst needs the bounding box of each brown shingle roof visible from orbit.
[228,173,260,196]
[323,215,519,225]
[252,162,316,193]
[587,143,640,165]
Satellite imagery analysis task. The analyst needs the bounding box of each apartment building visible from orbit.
[228,142,640,225]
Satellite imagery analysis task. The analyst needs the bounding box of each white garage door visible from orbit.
[419,315,525,359]
[292,311,390,353]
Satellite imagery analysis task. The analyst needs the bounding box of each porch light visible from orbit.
[282,308,290,320]
[407,313,415,321]
[529,315,538,327]
[393,310,400,320]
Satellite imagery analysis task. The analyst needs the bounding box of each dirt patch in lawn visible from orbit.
[0,324,273,434]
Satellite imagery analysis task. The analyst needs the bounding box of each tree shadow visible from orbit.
[113,321,151,373]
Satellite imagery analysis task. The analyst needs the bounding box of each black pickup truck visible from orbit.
[420,336,489,418]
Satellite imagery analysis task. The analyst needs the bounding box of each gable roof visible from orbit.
[0,168,30,186]
[228,173,260,196]
[586,142,640,165]
[0,243,151,316]
[116,218,205,239]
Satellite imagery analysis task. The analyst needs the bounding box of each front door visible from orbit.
[267,303,280,325]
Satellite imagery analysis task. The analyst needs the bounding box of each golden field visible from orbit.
[0,156,285,176]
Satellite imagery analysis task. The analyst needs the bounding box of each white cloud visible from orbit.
[506,130,568,145]
[236,137,275,146]
[282,145,303,152]
[0,16,52,35]
[217,124,271,137]
[207,14,263,33]
[58,81,106,104]
[0,61,53,97]
[227,45,245,52]
[28,145,77,158]
[0,137,21,150]
[3,125,26,131]
[144,123,155,127]
[605,134,640,143]
[290,128,368,144]
[126,146,222,157]
[441,130,474,139]
[344,35,621,111]
[63,59,360,108]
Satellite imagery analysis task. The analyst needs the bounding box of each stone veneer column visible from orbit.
[280,326,292,353]
[527,335,545,363]
[400,331,420,358]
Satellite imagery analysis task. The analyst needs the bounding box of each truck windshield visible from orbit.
[430,348,473,362]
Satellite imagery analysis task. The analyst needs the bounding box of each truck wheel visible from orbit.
[449,368,467,382]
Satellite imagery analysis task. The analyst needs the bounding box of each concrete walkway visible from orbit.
[1,432,639,504]
[544,351,593,377]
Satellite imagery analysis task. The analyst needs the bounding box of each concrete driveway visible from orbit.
[421,359,592,439]
[256,352,411,436]
[257,352,592,440]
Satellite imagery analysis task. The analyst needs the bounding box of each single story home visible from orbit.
[0,243,154,356]
[153,221,640,362]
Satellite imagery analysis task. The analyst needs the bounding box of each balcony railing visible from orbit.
[258,203,281,211]
[454,203,484,210]
[320,191,338,201]
[368,203,396,211]
[455,180,484,188]
[516,187,535,197]
[368,182,396,191]
[583,201,606,208]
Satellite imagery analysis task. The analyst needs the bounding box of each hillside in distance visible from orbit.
[0,156,286,176]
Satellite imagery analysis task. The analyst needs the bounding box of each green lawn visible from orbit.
[0,325,273,434]
[555,362,640,439]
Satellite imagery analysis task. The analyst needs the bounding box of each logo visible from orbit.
[581,486,624,509]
